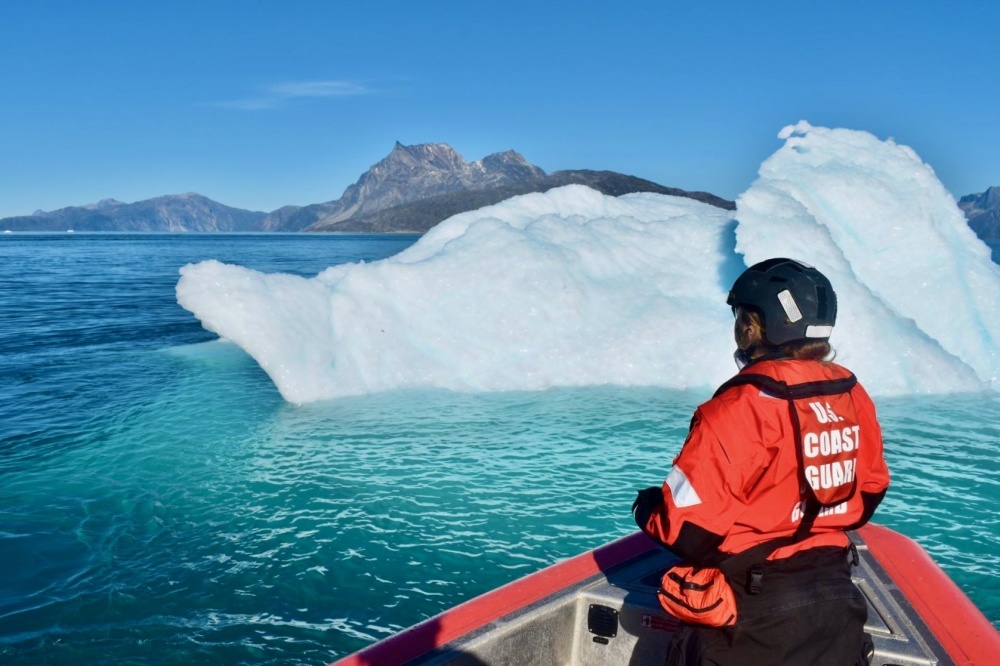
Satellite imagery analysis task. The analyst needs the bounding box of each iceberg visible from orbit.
[736,122,998,394]
[176,124,999,403]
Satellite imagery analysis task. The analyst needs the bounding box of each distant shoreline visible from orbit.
[0,230,424,237]
[3,232,998,257]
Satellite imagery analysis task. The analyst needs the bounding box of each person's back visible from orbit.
[632,258,890,665]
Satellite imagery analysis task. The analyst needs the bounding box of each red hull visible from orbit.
[331,525,999,665]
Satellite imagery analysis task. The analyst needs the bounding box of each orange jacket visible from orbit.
[639,358,890,564]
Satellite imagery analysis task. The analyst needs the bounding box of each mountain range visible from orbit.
[258,143,735,232]
[958,186,1000,242]
[1,193,265,232]
[0,143,732,234]
[2,144,997,242]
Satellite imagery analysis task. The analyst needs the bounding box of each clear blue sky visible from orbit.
[1,1,998,218]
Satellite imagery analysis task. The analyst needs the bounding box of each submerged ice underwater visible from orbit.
[0,123,998,665]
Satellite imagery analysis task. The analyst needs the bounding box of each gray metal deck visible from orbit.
[412,532,951,666]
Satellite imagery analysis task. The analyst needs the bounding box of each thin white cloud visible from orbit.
[269,80,368,97]
[212,80,371,110]
[213,98,280,111]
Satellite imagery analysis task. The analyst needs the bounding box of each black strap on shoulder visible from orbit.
[713,372,857,400]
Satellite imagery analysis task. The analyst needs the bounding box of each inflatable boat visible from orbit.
[330,524,999,665]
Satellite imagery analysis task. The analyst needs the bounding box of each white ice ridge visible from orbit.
[737,121,999,393]
[176,124,999,403]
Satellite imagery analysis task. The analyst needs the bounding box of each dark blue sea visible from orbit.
[1,233,998,665]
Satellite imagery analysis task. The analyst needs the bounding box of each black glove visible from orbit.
[632,485,664,529]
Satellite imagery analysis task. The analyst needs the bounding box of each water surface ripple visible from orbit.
[1,234,997,665]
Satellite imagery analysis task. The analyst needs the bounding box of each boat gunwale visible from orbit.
[329,525,1000,665]
[858,523,1000,665]
[329,531,656,665]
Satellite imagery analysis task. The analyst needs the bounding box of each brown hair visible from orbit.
[736,308,833,362]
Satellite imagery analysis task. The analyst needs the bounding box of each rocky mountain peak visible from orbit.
[384,142,467,173]
[74,198,124,211]
[982,185,1000,209]
[476,150,545,182]
[958,185,1000,216]
[481,149,527,165]
[958,185,1000,242]
[269,142,553,230]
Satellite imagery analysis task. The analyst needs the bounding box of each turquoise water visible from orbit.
[1,234,998,665]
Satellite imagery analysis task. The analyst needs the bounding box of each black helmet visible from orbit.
[727,258,837,346]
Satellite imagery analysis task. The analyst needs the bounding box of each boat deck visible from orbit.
[406,532,948,666]
[334,525,1000,665]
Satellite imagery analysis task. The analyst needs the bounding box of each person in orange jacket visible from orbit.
[633,258,890,666]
